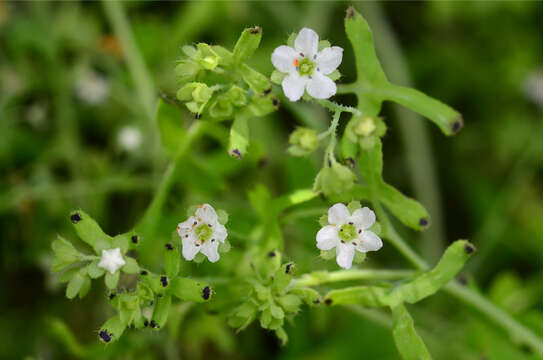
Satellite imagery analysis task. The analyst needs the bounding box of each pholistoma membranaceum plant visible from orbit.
[51,6,543,358]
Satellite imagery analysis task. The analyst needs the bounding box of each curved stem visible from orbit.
[292,269,414,288]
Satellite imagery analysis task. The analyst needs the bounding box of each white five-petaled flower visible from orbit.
[98,248,126,274]
[177,204,227,263]
[316,203,383,270]
[271,27,343,102]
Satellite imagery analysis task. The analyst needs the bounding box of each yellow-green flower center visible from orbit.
[338,223,357,241]
[194,223,213,242]
[298,58,315,77]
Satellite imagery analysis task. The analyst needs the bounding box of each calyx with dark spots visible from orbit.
[70,213,81,223]
[99,330,112,343]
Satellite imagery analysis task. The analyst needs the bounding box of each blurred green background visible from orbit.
[2,1,543,359]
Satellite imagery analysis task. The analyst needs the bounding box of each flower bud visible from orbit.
[177,82,213,114]
[313,162,355,196]
[288,127,319,156]
[175,60,200,82]
[195,43,220,70]
[227,85,247,107]
[209,95,233,119]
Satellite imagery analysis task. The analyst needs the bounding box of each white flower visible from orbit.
[118,126,142,151]
[316,203,382,270]
[177,204,227,263]
[271,27,343,102]
[98,248,126,274]
[75,71,110,105]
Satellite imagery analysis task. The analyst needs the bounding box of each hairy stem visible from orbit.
[293,269,414,288]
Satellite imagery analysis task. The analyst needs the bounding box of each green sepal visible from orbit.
[112,234,129,254]
[195,43,220,70]
[288,127,319,157]
[87,260,105,279]
[290,287,322,306]
[233,27,262,64]
[218,240,231,253]
[52,236,82,265]
[313,162,355,196]
[164,245,180,278]
[240,64,271,94]
[228,302,257,331]
[320,249,335,260]
[209,96,234,119]
[347,200,361,212]
[212,45,234,67]
[277,294,302,314]
[318,39,331,51]
[170,277,212,303]
[98,315,125,344]
[59,267,81,283]
[228,113,249,158]
[247,95,278,117]
[271,70,286,85]
[105,271,120,290]
[66,269,87,300]
[273,263,295,293]
[353,251,367,264]
[226,86,247,107]
[175,60,200,82]
[152,295,172,329]
[69,210,112,254]
[275,327,288,346]
[217,209,229,225]
[79,276,91,299]
[122,257,139,274]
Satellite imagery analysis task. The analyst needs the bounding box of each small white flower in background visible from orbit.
[523,71,543,108]
[75,71,110,105]
[271,27,343,102]
[118,126,142,151]
[177,204,227,263]
[316,203,382,270]
[98,248,126,274]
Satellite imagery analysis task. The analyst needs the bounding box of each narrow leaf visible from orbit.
[233,27,262,64]
[391,303,432,360]
[152,295,172,328]
[169,277,212,303]
[69,210,112,253]
[228,113,249,158]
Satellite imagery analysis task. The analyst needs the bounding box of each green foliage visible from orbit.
[392,304,432,360]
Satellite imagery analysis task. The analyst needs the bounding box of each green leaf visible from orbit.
[69,210,112,253]
[105,271,120,290]
[66,270,86,299]
[228,113,249,158]
[59,267,81,283]
[152,295,172,328]
[87,260,105,279]
[98,315,125,343]
[275,327,288,346]
[391,303,432,360]
[277,294,302,313]
[217,209,229,225]
[359,140,429,231]
[344,7,462,134]
[233,27,261,64]
[270,304,285,319]
[324,240,475,307]
[112,234,129,254]
[156,98,186,158]
[290,287,322,306]
[79,277,91,299]
[122,257,139,274]
[169,277,212,302]
[164,244,180,278]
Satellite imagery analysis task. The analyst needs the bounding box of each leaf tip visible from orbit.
[346,6,356,20]
[70,211,82,224]
[464,242,476,254]
[324,298,333,306]
[229,149,243,159]
[248,26,262,35]
[451,115,464,134]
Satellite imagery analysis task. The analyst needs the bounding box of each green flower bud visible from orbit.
[177,82,214,114]
[353,115,376,137]
[209,95,233,119]
[313,162,355,196]
[288,127,319,156]
[195,43,220,70]
[227,85,247,107]
[175,60,200,81]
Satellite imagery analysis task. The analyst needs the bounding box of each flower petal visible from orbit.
[328,203,350,225]
[294,28,319,57]
[306,72,336,99]
[178,216,198,233]
[282,74,307,102]
[195,204,218,223]
[213,223,228,243]
[359,230,383,252]
[336,242,355,269]
[182,236,200,261]
[351,207,376,230]
[271,45,297,74]
[201,240,220,263]
[316,225,338,250]
[316,46,343,75]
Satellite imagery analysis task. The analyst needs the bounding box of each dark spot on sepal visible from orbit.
[263,87,271,95]
[451,116,464,134]
[268,251,276,258]
[202,286,211,300]
[229,149,242,159]
[160,276,168,287]
[285,263,294,274]
[464,243,475,254]
[345,157,355,168]
[108,293,116,300]
[140,270,148,276]
[346,6,355,19]
[419,218,429,227]
[248,26,261,34]
[272,96,280,108]
[99,330,112,343]
[150,320,157,328]
[70,212,81,223]
[131,235,139,244]
[165,243,174,250]
[457,274,468,286]
[325,298,333,306]
[520,344,533,355]
[195,113,201,120]
[143,320,149,327]
[313,299,321,305]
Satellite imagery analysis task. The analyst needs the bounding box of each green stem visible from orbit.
[317,99,362,115]
[136,121,206,240]
[292,269,414,288]
[102,0,156,122]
